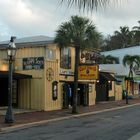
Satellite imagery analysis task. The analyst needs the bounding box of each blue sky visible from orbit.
[0,0,139,41]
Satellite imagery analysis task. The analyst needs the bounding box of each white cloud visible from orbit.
[0,0,139,41]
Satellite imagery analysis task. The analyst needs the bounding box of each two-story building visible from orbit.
[0,36,120,111]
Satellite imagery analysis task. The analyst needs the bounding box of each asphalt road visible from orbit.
[1,105,140,140]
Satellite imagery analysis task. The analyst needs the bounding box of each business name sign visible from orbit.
[78,65,99,80]
[23,57,44,70]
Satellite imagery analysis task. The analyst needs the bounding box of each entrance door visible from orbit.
[62,83,73,108]
[96,83,108,102]
[77,84,89,106]
[0,78,18,107]
[0,78,8,106]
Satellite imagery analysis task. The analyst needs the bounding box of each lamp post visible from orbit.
[5,36,16,123]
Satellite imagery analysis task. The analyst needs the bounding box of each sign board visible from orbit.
[23,57,44,70]
[60,69,74,76]
[78,65,99,80]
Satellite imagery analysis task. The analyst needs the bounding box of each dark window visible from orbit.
[52,81,58,100]
[60,47,71,69]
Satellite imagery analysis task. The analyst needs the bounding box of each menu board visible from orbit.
[23,57,44,70]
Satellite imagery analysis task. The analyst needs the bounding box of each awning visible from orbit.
[133,77,140,83]
[100,72,116,81]
[0,71,32,79]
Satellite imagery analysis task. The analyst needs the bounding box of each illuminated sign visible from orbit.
[78,65,99,80]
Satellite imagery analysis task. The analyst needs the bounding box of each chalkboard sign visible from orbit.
[23,57,44,70]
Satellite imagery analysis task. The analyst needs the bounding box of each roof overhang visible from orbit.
[100,72,116,81]
[0,71,32,79]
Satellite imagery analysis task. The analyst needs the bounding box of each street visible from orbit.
[1,105,140,140]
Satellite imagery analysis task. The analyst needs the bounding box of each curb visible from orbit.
[1,103,140,133]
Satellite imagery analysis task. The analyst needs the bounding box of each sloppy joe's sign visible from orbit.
[78,65,99,80]
[23,57,44,70]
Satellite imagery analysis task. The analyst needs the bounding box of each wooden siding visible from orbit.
[115,84,122,100]
[15,46,45,110]
[0,50,7,59]
[18,70,45,110]
[109,81,115,97]
[18,79,31,109]
[88,83,96,106]
[45,61,61,111]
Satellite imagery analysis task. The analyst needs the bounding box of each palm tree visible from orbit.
[60,0,122,11]
[100,55,119,64]
[55,15,101,113]
[132,21,140,45]
[114,26,132,48]
[122,55,140,103]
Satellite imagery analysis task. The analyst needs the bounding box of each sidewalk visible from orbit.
[0,98,140,132]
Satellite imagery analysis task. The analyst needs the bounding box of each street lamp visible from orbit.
[5,36,16,123]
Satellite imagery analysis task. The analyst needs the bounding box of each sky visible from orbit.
[0,0,139,41]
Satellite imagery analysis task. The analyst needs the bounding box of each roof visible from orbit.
[0,71,32,79]
[99,64,128,76]
[0,35,54,49]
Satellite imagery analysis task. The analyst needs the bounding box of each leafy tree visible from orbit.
[55,15,101,113]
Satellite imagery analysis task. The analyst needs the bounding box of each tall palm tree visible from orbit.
[61,0,122,11]
[55,15,101,113]
[122,55,140,103]
[123,55,140,78]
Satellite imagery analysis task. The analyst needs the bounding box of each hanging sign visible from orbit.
[78,65,99,80]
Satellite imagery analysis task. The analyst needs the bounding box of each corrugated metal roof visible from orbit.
[0,35,54,49]
[0,35,54,44]
[99,64,128,75]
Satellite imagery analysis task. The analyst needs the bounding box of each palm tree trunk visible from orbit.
[72,45,80,113]
[126,80,128,104]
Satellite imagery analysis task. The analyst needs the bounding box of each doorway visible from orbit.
[0,78,8,106]
[77,84,89,106]
[0,78,18,107]
[96,82,108,102]
[62,82,74,109]
[62,82,89,108]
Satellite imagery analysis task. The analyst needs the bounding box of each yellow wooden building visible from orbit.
[0,36,121,111]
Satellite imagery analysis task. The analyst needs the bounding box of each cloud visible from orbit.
[89,0,140,35]
[0,0,59,40]
[0,0,139,41]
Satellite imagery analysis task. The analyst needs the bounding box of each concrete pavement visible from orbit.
[0,98,140,133]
